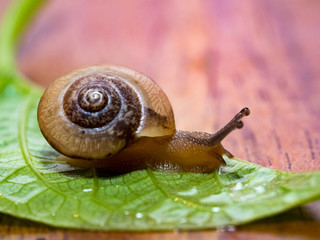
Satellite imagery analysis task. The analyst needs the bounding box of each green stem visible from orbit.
[0,0,45,92]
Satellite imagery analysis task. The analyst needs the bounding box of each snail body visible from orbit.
[37,65,249,173]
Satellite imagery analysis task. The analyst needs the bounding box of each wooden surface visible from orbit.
[1,0,320,239]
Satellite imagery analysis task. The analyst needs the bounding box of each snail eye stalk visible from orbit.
[209,107,250,145]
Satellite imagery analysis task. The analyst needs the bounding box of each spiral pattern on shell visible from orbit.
[63,74,141,131]
[37,65,176,160]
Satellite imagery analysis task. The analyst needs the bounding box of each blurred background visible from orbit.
[1,0,320,172]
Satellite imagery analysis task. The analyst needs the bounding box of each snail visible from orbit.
[37,65,250,173]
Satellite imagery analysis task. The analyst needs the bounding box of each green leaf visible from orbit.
[0,0,45,71]
[1,83,320,230]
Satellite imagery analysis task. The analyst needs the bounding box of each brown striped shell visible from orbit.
[37,65,176,160]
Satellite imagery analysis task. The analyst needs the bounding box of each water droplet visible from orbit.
[201,189,234,205]
[211,207,220,212]
[83,188,92,192]
[232,182,243,190]
[124,210,130,215]
[177,187,198,196]
[217,225,236,232]
[254,185,265,194]
[136,213,143,219]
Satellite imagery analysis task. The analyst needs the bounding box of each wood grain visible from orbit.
[1,0,320,239]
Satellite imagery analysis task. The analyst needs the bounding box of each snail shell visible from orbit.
[37,65,175,160]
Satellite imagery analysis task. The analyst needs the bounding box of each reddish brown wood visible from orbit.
[1,0,320,239]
